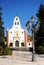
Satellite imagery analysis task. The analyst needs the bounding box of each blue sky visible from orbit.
[0,0,44,35]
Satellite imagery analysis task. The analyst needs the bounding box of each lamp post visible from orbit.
[26,16,35,62]
[31,16,35,61]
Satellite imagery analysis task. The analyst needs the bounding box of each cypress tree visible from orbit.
[35,3,44,53]
[0,7,5,48]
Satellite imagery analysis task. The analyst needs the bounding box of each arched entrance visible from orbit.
[15,40,19,47]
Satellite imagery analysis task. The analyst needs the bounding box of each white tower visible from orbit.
[12,16,21,30]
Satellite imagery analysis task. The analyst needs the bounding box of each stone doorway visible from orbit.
[15,40,19,47]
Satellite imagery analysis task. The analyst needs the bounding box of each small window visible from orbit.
[17,22,19,25]
[21,43,24,47]
[22,32,23,33]
[15,22,16,25]
[16,18,18,20]
[10,32,12,34]
[10,43,13,47]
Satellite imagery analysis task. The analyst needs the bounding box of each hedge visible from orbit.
[3,47,12,55]
[37,46,44,54]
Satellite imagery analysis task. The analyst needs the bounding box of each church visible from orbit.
[6,16,32,48]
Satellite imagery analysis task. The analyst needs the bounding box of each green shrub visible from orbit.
[38,46,44,54]
[3,47,12,55]
[0,45,3,55]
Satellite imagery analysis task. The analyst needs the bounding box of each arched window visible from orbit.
[15,22,16,25]
[17,22,19,25]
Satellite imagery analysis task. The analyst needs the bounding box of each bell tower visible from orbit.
[12,16,21,29]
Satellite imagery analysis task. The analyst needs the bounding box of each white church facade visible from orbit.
[6,16,32,48]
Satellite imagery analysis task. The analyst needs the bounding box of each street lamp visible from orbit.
[31,16,35,61]
[26,16,35,62]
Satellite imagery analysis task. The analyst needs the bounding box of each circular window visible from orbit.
[29,43,30,45]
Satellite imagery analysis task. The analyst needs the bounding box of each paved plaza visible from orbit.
[0,51,44,65]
